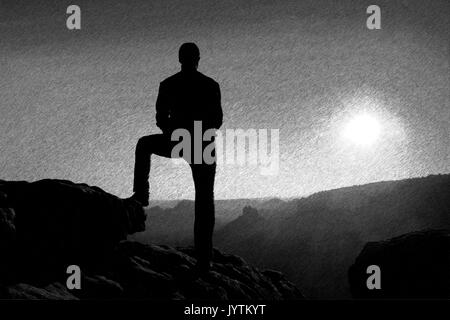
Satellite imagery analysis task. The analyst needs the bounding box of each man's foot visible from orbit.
[127,192,149,207]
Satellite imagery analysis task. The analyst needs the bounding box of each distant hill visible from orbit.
[135,174,450,298]
[132,197,296,245]
[214,174,450,298]
[147,198,295,221]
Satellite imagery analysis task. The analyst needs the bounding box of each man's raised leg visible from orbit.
[130,133,172,206]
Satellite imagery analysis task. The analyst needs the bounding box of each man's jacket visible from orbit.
[155,70,223,134]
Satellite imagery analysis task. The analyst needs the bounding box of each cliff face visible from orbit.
[0,179,303,300]
[348,229,450,299]
[0,179,146,282]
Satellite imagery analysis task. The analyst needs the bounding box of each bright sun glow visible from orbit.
[343,114,381,146]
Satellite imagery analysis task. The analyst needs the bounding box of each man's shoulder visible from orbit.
[160,72,181,86]
[160,71,219,87]
[197,72,219,86]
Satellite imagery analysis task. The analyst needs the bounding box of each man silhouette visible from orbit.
[129,43,223,272]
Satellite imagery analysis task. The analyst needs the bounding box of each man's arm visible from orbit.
[155,82,170,133]
[212,82,223,129]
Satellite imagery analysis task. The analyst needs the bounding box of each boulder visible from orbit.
[0,179,146,282]
[348,229,450,299]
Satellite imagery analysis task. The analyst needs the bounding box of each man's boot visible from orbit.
[127,191,149,207]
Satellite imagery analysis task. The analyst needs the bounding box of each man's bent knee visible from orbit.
[136,135,162,154]
[136,136,150,150]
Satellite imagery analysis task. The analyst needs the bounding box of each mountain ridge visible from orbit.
[135,173,450,298]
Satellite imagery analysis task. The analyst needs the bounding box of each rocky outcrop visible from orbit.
[348,229,450,299]
[0,179,303,300]
[0,179,146,282]
[1,241,303,300]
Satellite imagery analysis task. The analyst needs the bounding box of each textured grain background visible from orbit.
[1,0,449,199]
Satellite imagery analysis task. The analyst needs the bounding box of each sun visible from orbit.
[343,114,381,146]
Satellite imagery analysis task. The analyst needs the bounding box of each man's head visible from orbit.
[179,42,200,70]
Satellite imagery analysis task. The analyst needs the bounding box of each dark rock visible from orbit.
[0,191,16,255]
[4,282,78,300]
[78,275,124,299]
[0,240,304,300]
[0,179,146,282]
[348,229,450,299]
[105,241,304,300]
[0,179,303,300]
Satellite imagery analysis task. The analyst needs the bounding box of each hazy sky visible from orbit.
[1,0,449,199]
